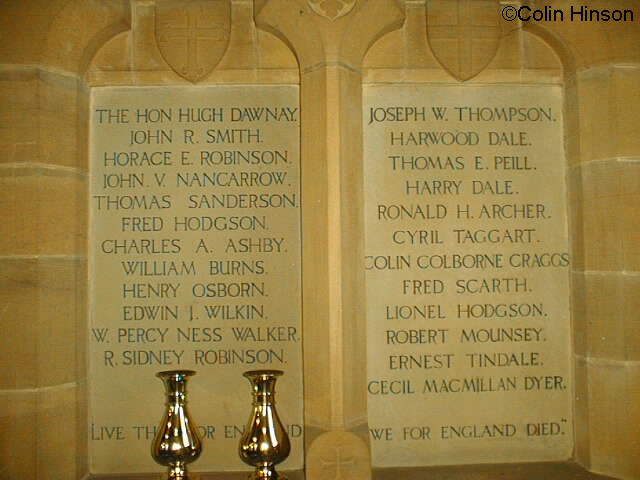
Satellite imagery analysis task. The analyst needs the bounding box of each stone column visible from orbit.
[571,61,640,480]
[525,4,640,477]
[0,2,128,479]
[256,0,402,477]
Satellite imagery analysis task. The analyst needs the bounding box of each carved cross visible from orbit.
[427,0,501,80]
[157,7,226,78]
[320,448,357,480]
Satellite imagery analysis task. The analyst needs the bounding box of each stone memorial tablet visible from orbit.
[364,84,573,466]
[88,85,303,473]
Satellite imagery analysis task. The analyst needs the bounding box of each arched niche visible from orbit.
[361,1,640,479]
[83,0,304,477]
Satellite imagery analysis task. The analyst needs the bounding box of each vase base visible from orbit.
[160,474,200,480]
[248,470,286,480]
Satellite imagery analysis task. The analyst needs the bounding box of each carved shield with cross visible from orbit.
[426,0,501,81]
[155,0,231,83]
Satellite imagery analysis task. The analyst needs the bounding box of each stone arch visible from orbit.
[43,0,131,76]
[359,0,628,476]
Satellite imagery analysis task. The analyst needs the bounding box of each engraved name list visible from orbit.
[89,86,303,473]
[364,84,573,467]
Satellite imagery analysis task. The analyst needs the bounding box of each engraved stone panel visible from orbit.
[88,85,302,473]
[364,84,573,466]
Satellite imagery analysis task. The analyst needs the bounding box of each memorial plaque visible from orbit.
[88,86,303,473]
[364,84,573,466]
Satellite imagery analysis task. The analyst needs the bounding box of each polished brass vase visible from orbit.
[239,369,291,479]
[152,370,202,480]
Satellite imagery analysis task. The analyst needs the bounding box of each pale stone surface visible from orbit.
[39,71,82,168]
[624,366,640,477]
[37,172,87,254]
[576,69,614,164]
[576,67,640,165]
[567,166,585,270]
[36,386,80,479]
[571,272,588,358]
[0,167,86,256]
[0,0,639,479]
[258,0,404,436]
[36,258,86,387]
[425,0,504,81]
[577,160,640,272]
[0,390,37,479]
[40,0,130,75]
[0,258,39,389]
[587,363,640,479]
[88,85,303,473]
[89,0,297,85]
[364,1,439,70]
[307,431,371,480]
[622,160,640,271]
[373,462,618,479]
[0,70,40,165]
[295,64,378,434]
[76,378,90,478]
[569,155,640,479]
[575,271,640,363]
[364,84,573,466]
[0,169,42,255]
[0,0,67,65]
[363,1,562,76]
[573,357,591,469]
[623,274,640,361]
[0,257,85,390]
[612,68,640,158]
[297,66,333,431]
[583,273,626,360]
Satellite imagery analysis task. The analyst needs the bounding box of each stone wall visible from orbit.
[0,1,638,479]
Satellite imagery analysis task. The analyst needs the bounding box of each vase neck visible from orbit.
[244,370,282,405]
[157,370,194,405]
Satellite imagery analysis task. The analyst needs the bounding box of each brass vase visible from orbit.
[152,370,202,480]
[239,369,291,479]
